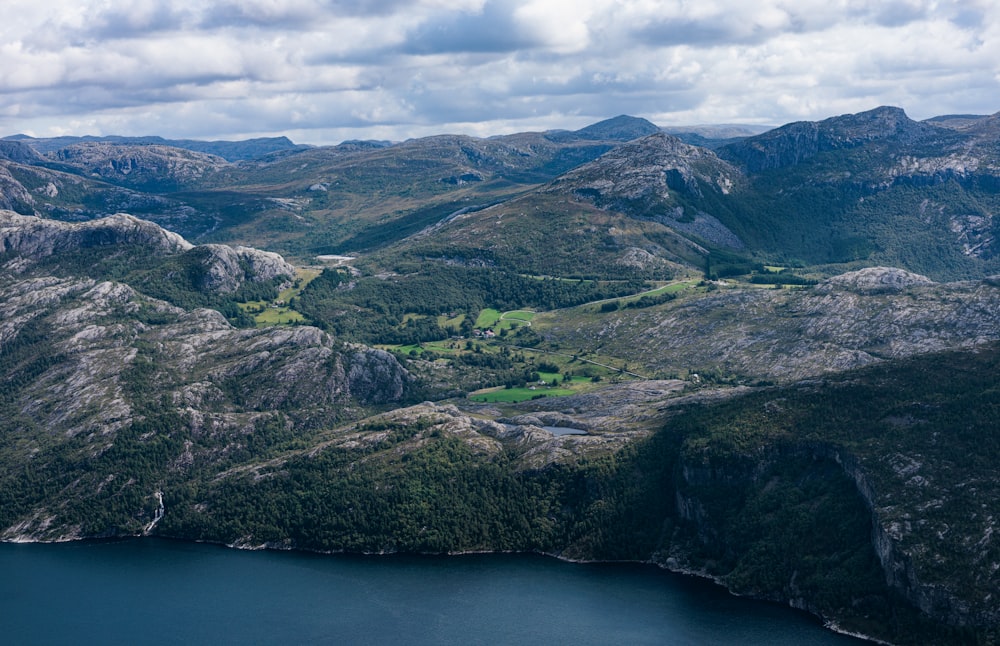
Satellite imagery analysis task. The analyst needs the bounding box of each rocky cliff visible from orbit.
[0,271,411,542]
[0,211,294,295]
[664,346,1000,640]
[718,106,938,173]
[0,211,192,257]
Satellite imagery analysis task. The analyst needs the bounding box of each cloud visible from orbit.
[0,0,997,143]
[400,1,541,54]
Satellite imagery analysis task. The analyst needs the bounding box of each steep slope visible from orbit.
[0,157,221,238]
[713,107,1000,277]
[364,131,747,278]
[664,343,1000,641]
[0,211,294,299]
[719,106,938,172]
[0,212,412,541]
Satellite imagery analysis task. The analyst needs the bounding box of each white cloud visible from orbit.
[0,0,997,143]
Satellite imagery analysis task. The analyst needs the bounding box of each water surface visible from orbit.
[0,539,867,645]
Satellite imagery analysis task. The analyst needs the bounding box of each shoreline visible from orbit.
[3,533,883,644]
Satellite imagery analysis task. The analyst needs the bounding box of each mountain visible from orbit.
[0,211,294,297]
[662,123,773,149]
[5,134,308,162]
[718,106,936,172]
[44,143,231,192]
[562,114,663,141]
[7,108,998,280]
[2,109,1000,643]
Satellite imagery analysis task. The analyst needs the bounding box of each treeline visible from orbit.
[295,264,648,344]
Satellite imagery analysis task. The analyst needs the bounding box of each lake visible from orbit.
[0,539,868,645]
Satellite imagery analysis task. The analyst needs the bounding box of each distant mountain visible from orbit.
[923,113,993,129]
[45,143,231,192]
[3,107,1000,280]
[5,134,309,161]
[710,106,1000,277]
[570,114,663,141]
[0,140,46,165]
[662,124,773,149]
[717,105,936,173]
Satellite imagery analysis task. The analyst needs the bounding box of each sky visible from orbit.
[1,0,997,145]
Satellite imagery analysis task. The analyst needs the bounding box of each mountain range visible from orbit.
[1,107,999,644]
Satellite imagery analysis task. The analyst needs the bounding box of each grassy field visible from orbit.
[617,279,698,304]
[437,313,466,331]
[468,386,576,403]
[240,267,321,326]
[475,308,502,328]
[253,307,307,325]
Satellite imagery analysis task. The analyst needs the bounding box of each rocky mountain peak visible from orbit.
[572,115,662,142]
[197,243,296,293]
[719,106,934,173]
[0,211,294,294]
[549,131,742,203]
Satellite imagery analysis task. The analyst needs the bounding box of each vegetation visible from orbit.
[294,263,647,345]
[6,109,1000,644]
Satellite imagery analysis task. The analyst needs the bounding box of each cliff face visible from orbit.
[663,349,1000,641]
[0,211,411,541]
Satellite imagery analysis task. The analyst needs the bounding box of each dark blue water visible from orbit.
[0,539,867,645]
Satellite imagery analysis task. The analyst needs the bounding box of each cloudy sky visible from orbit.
[1,0,997,144]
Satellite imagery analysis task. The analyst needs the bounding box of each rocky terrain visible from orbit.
[538,267,1000,382]
[48,143,230,191]
[0,215,411,542]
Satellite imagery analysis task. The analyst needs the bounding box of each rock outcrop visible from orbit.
[545,268,1000,382]
[49,142,229,190]
[0,211,192,258]
[0,211,294,294]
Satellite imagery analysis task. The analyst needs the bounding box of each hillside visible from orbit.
[365,107,1000,285]
[2,108,1000,643]
[536,267,1000,382]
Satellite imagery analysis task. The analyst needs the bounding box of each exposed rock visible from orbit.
[197,243,295,293]
[0,211,192,260]
[719,106,936,173]
[544,270,1000,382]
[0,141,45,165]
[49,142,229,190]
[0,166,37,214]
[819,266,935,294]
[0,210,294,294]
